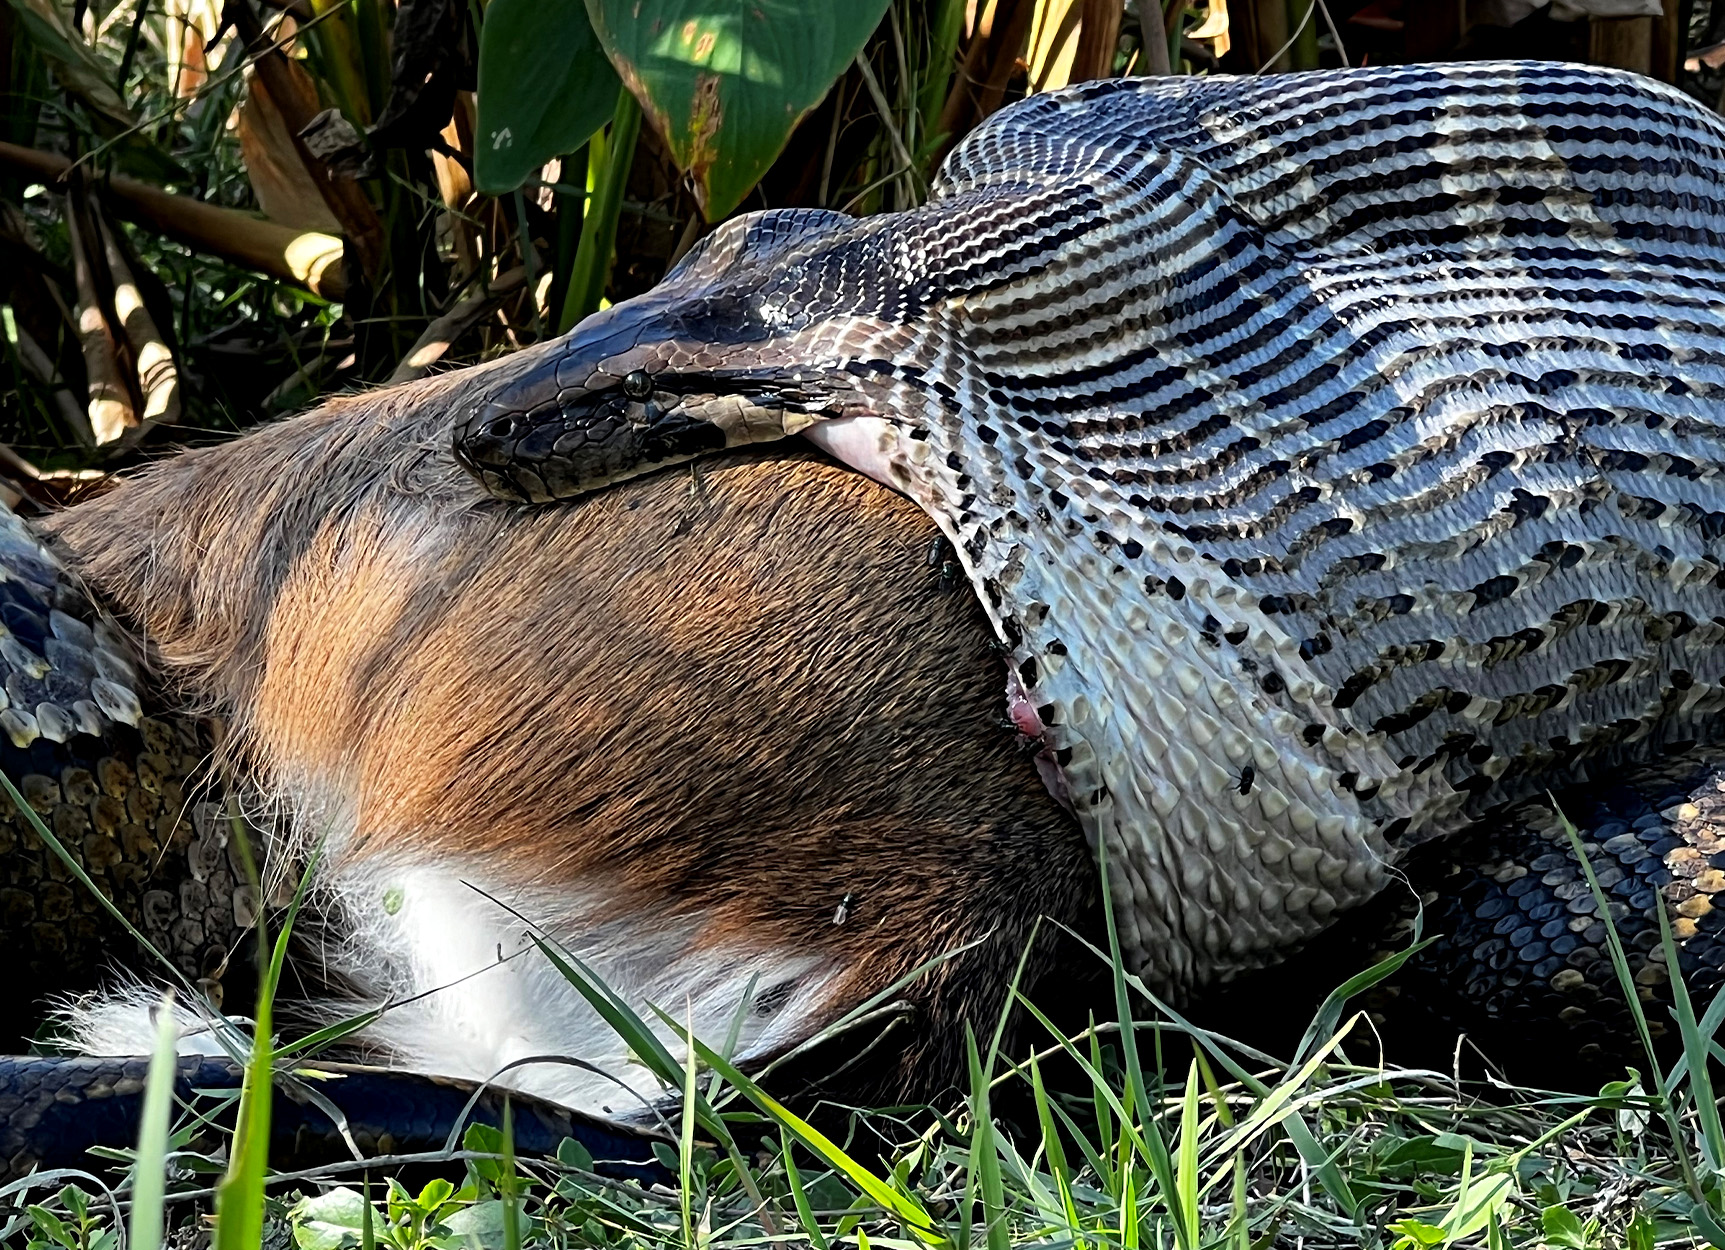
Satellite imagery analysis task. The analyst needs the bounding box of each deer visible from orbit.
[35,359,1101,1118]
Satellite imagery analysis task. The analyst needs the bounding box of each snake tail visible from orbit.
[0,1056,670,1185]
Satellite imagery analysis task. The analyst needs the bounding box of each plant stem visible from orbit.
[558,87,640,333]
[1288,0,1319,68]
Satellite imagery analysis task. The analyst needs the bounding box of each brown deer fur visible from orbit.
[42,360,1097,1105]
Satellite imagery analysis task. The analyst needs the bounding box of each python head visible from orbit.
[452,208,915,504]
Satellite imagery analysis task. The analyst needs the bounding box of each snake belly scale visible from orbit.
[453,62,1725,993]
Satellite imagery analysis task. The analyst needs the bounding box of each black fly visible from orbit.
[927,537,961,593]
[1235,765,1256,795]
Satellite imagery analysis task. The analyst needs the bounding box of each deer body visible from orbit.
[42,369,1094,1109]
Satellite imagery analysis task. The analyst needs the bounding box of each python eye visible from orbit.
[621,369,653,400]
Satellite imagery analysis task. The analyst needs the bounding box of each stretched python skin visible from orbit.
[454,62,1725,992]
[0,506,245,1044]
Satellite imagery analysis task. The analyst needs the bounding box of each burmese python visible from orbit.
[0,505,247,1046]
[453,61,1725,993]
[0,1055,668,1183]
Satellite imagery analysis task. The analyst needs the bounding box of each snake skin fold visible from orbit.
[453,62,1725,994]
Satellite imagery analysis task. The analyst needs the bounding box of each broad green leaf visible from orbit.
[1443,1171,1515,1244]
[1627,1211,1656,1250]
[1541,1204,1591,1249]
[431,1201,505,1250]
[585,0,890,218]
[475,0,619,195]
[1375,1135,1467,1178]
[1387,1218,1447,1249]
[290,1187,370,1250]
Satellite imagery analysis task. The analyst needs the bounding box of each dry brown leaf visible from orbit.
[175,21,208,98]
[237,64,343,232]
[433,96,475,210]
[229,0,386,277]
[1028,0,1084,90]
[1189,0,1230,57]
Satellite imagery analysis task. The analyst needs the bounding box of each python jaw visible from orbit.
[455,371,729,503]
[452,306,854,502]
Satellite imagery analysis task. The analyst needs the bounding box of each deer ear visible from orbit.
[663,208,854,286]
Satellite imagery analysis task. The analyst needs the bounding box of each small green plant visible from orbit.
[21,1188,115,1250]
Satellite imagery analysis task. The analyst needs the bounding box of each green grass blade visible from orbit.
[1087,1022,1116,1191]
[211,832,327,1250]
[1013,994,1153,1170]
[1048,922,1278,1088]
[780,1129,832,1250]
[1096,838,1188,1248]
[994,1124,1059,1226]
[1120,1155,1138,1250]
[1230,1153,1248,1250]
[1203,1014,1364,1215]
[1176,1062,1199,1249]
[558,85,641,331]
[1281,1116,1358,1218]
[681,1010,699,1250]
[1666,976,1725,1091]
[528,935,711,1125]
[1561,810,1723,1235]
[502,1099,522,1250]
[1050,1097,1115,1188]
[675,1028,945,1245]
[1194,1050,1233,1128]
[708,972,758,1103]
[966,1026,1010,1250]
[275,1005,389,1059]
[1560,815,1666,1084]
[212,937,273,1249]
[1290,934,1436,1067]
[128,991,178,1250]
[1029,1051,1086,1242]
[1657,894,1725,1174]
[1028,1051,1071,1189]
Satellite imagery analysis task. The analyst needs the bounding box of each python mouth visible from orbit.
[453,402,735,503]
[450,414,533,502]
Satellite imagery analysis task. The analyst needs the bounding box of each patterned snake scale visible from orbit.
[454,62,1725,993]
[0,507,244,1043]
